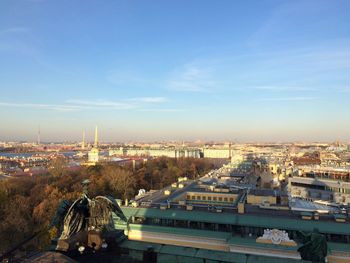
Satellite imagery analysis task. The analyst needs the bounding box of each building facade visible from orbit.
[109,147,201,159]
[288,176,350,204]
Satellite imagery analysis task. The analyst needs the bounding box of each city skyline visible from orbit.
[1,0,350,142]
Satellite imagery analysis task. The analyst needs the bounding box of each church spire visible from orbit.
[82,130,85,150]
[94,126,98,148]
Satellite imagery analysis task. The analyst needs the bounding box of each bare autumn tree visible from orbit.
[0,157,216,253]
[103,166,136,200]
[0,195,32,252]
[48,157,68,177]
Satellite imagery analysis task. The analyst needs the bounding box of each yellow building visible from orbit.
[88,147,99,163]
[247,189,288,206]
[186,191,238,206]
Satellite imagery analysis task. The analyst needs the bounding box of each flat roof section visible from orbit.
[120,207,350,235]
[118,240,305,263]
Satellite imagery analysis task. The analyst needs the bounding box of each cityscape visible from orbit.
[1,1,350,263]
[1,130,350,262]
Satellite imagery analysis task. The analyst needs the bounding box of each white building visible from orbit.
[109,147,201,158]
[88,126,99,164]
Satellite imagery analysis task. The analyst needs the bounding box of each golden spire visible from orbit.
[94,126,98,148]
[82,130,85,150]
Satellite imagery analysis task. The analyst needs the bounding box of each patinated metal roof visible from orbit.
[119,207,350,235]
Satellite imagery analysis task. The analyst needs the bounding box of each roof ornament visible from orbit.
[50,179,127,253]
[256,229,297,246]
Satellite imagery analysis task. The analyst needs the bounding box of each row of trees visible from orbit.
[0,157,216,253]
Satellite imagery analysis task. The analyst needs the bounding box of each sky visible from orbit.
[0,0,350,143]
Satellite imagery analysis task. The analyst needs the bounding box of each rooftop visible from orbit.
[118,206,350,235]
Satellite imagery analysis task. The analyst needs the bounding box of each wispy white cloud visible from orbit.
[0,26,35,54]
[0,97,170,112]
[337,87,350,93]
[106,70,151,86]
[0,26,74,76]
[248,1,333,47]
[256,97,318,102]
[138,108,184,112]
[250,86,315,92]
[65,99,133,109]
[67,97,167,108]
[0,27,31,35]
[167,64,216,92]
[271,48,350,72]
[25,0,47,3]
[127,97,167,103]
[0,102,84,112]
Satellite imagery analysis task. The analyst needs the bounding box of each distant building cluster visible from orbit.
[2,139,350,262]
[109,147,201,158]
[114,156,350,262]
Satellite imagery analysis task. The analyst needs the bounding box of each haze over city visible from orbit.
[1,0,350,142]
[3,2,350,263]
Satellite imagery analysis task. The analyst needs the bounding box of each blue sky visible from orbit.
[0,0,350,142]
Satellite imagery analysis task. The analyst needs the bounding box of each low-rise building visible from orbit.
[247,189,289,206]
[288,176,350,204]
[117,163,350,262]
[109,147,201,158]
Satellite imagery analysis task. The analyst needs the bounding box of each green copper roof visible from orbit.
[228,236,299,252]
[119,240,305,263]
[120,207,350,235]
[328,242,350,253]
[126,223,231,239]
[123,224,302,253]
[159,245,197,257]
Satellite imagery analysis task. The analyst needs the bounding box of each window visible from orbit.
[291,182,325,191]
[208,196,212,201]
[218,197,223,201]
[203,196,207,200]
[196,196,200,200]
[229,198,234,202]
[213,197,217,201]
[152,218,160,224]
[191,196,195,200]
[135,217,145,224]
[224,197,228,202]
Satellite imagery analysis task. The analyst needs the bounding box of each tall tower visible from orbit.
[37,125,41,146]
[94,126,98,148]
[229,142,232,159]
[82,130,86,150]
